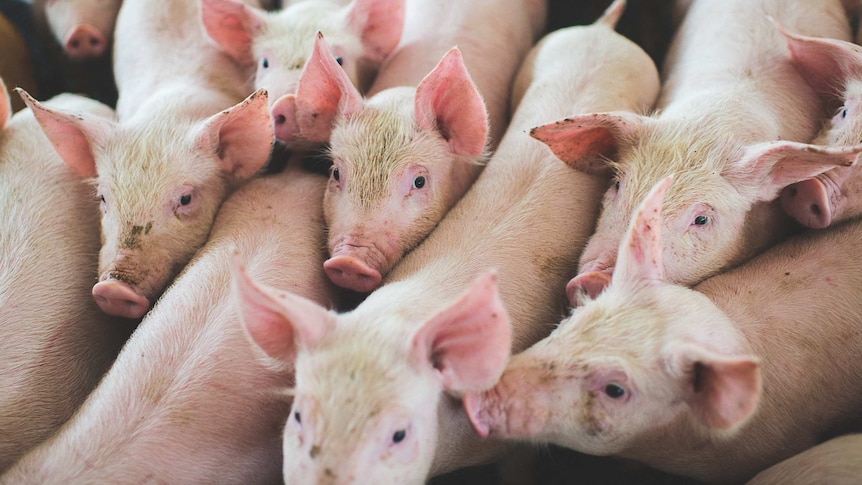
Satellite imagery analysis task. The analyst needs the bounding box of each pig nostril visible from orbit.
[70,39,80,48]
[787,187,798,197]
[90,38,99,46]
[275,114,286,125]
[810,204,821,216]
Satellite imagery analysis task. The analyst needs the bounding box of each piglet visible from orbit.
[0,81,133,472]
[778,28,862,229]
[227,1,661,481]
[43,0,122,60]
[532,0,859,304]
[0,162,333,483]
[746,434,862,485]
[465,175,862,483]
[201,0,403,114]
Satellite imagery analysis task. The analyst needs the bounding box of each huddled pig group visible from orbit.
[1,0,862,483]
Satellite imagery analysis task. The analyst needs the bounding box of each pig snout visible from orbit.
[270,94,299,143]
[63,24,107,60]
[780,178,834,229]
[567,270,613,305]
[323,255,383,293]
[92,278,150,319]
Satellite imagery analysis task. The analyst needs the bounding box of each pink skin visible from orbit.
[778,27,862,228]
[44,0,121,60]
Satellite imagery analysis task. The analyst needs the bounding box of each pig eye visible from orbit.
[99,194,106,204]
[840,107,848,119]
[180,194,192,206]
[604,383,626,399]
[335,56,343,66]
[693,215,709,226]
[413,176,426,189]
[294,411,301,424]
[261,58,269,69]
[614,180,620,191]
[392,429,406,444]
[332,168,340,182]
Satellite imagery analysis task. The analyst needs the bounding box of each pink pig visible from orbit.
[532,0,860,304]
[747,434,862,485]
[464,176,862,483]
[0,162,334,483]
[0,82,133,473]
[201,0,404,116]
[42,0,122,60]
[778,28,862,229]
[227,1,661,481]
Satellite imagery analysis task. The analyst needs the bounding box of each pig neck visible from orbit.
[624,219,862,483]
[370,0,541,148]
[113,0,252,119]
[1,168,331,484]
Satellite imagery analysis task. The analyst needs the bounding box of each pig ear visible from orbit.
[410,272,512,393]
[529,111,647,175]
[197,88,273,180]
[730,140,862,202]
[612,175,673,288]
[345,0,405,63]
[415,47,488,158]
[776,20,862,99]
[16,87,106,178]
[663,341,761,430]
[596,0,626,28]
[293,32,364,143]
[231,255,334,362]
[201,0,265,65]
[0,77,9,130]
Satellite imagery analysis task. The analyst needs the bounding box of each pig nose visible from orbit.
[566,271,612,306]
[324,255,382,293]
[780,179,833,229]
[271,94,299,142]
[64,24,107,60]
[92,279,150,319]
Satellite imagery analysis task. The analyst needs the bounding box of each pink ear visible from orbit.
[596,0,625,28]
[231,255,334,362]
[293,32,364,143]
[664,341,761,430]
[345,0,405,63]
[201,0,264,65]
[410,272,512,393]
[16,87,103,178]
[529,111,646,175]
[731,140,862,202]
[414,47,488,158]
[0,77,9,130]
[776,20,862,99]
[198,88,273,180]
[612,175,673,288]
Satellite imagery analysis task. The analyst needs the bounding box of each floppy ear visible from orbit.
[729,140,862,202]
[410,272,511,393]
[292,32,364,143]
[17,87,111,178]
[530,111,648,175]
[344,0,405,63]
[612,175,673,289]
[196,88,273,180]
[232,255,334,363]
[414,47,488,158]
[201,0,265,65]
[663,341,761,430]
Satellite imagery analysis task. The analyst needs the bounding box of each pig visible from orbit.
[16,0,276,320]
[464,175,862,483]
[0,161,333,483]
[230,2,661,482]
[777,29,862,229]
[531,0,861,304]
[746,434,862,485]
[0,82,134,472]
[42,0,122,60]
[201,0,404,112]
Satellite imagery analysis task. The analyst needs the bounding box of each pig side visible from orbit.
[0,163,334,483]
[230,3,662,482]
[42,0,122,60]
[464,176,862,483]
[0,86,134,472]
[746,434,862,485]
[778,29,862,229]
[201,0,404,132]
[532,0,860,304]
